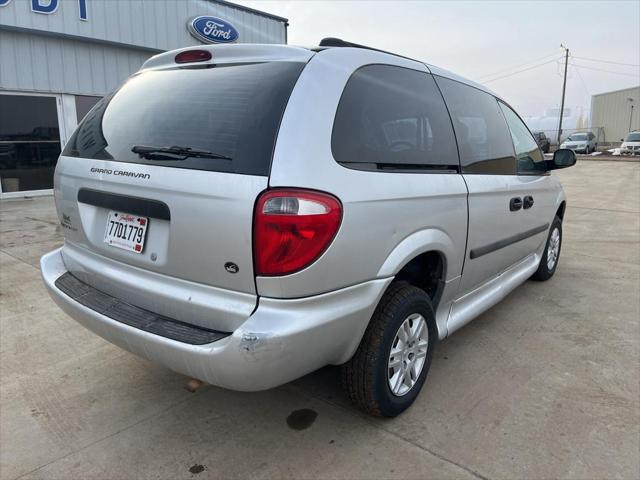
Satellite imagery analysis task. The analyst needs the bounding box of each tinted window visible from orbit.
[332,65,458,171]
[63,62,305,176]
[498,102,546,174]
[75,95,101,123]
[435,77,515,174]
[0,95,60,192]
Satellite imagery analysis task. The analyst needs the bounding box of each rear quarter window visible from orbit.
[332,64,459,172]
[63,62,305,176]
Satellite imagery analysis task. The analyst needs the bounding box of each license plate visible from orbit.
[104,210,148,254]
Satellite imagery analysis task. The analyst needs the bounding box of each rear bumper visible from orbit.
[41,248,392,391]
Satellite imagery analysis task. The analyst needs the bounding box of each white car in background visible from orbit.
[560,132,597,154]
[620,131,640,155]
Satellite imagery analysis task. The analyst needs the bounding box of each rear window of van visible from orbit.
[63,62,305,176]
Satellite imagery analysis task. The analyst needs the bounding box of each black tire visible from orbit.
[531,216,562,281]
[341,282,437,417]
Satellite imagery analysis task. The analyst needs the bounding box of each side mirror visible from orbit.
[548,148,576,169]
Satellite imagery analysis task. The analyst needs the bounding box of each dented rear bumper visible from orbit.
[41,247,391,391]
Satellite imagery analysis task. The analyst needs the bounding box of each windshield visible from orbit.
[624,132,640,142]
[568,133,588,141]
[62,62,305,175]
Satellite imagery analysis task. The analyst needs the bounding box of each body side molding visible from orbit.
[469,223,549,259]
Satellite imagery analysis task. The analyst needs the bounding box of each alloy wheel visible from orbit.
[387,313,429,396]
[547,227,561,270]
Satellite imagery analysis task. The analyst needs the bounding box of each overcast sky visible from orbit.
[240,0,640,118]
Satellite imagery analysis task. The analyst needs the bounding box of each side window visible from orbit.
[498,102,546,174]
[435,76,516,175]
[332,65,459,171]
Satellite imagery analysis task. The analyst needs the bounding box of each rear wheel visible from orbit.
[341,282,437,417]
[531,216,562,281]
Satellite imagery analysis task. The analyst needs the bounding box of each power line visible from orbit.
[475,52,562,81]
[572,55,640,68]
[573,64,591,96]
[482,58,560,84]
[569,62,639,78]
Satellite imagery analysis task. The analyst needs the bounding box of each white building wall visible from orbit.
[591,86,640,143]
[0,29,153,95]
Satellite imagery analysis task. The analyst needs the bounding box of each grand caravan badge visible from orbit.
[90,167,150,180]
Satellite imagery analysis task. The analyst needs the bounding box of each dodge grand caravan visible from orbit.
[41,39,576,417]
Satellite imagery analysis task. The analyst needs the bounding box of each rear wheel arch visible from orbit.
[556,201,566,220]
[339,247,448,368]
[376,229,458,300]
[394,251,446,309]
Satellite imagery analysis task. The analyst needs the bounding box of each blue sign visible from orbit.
[188,16,239,44]
[0,0,88,21]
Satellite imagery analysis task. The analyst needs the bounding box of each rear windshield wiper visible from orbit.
[131,145,232,161]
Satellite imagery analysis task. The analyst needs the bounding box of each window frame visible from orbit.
[331,63,461,174]
[0,91,66,198]
[497,100,549,176]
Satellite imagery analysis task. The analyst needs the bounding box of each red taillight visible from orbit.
[254,189,342,276]
[174,50,212,64]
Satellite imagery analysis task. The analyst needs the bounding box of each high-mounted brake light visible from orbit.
[254,189,342,276]
[175,50,212,64]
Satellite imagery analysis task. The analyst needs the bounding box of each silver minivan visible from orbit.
[41,39,576,417]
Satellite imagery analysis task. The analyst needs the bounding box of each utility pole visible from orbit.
[557,44,569,145]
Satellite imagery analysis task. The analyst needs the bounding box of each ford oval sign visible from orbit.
[188,16,239,44]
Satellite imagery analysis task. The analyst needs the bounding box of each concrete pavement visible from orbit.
[1,160,639,479]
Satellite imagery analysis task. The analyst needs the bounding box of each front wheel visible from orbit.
[341,282,437,417]
[531,216,563,281]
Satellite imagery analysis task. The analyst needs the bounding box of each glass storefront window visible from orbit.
[0,95,61,193]
[75,95,101,123]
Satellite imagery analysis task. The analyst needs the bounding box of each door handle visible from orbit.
[523,195,534,209]
[509,197,522,211]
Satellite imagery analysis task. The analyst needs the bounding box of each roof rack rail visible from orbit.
[318,37,421,64]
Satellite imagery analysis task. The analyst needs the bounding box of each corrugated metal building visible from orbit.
[591,85,640,144]
[0,0,288,197]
